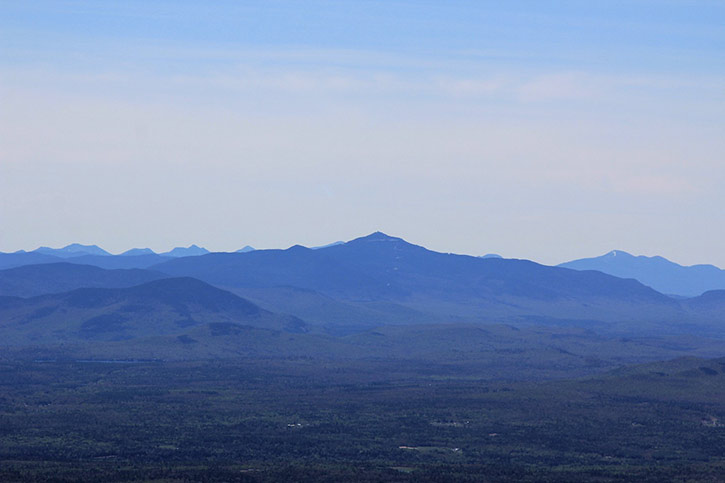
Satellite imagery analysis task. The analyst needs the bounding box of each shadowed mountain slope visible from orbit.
[682,290,725,320]
[0,251,64,270]
[565,354,725,406]
[63,253,174,269]
[0,263,168,298]
[559,250,725,297]
[230,285,447,335]
[0,277,307,344]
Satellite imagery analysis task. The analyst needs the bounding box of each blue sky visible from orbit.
[1,1,724,265]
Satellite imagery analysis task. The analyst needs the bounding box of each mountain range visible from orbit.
[3,233,724,338]
[1,232,725,364]
[0,273,721,368]
[34,243,111,257]
[0,243,212,265]
[152,232,698,334]
[6,239,724,299]
[0,246,210,271]
[559,250,725,297]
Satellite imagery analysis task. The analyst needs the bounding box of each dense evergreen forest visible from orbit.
[1,357,724,482]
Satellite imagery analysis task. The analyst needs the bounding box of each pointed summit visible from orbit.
[349,232,405,244]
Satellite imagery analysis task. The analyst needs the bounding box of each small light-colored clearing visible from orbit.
[430,420,468,427]
[702,416,724,427]
[391,466,415,473]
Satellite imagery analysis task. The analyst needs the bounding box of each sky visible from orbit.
[1,1,724,265]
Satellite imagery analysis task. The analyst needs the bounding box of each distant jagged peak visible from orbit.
[161,245,210,257]
[34,243,111,257]
[236,245,255,253]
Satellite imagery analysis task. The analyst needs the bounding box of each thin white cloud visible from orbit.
[517,72,604,102]
[2,43,724,263]
[615,175,695,196]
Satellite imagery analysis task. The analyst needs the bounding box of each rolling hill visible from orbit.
[0,262,167,298]
[0,277,307,344]
[0,251,65,270]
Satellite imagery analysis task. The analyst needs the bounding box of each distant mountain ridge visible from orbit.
[0,244,211,270]
[0,263,167,298]
[6,240,725,301]
[4,233,725,337]
[311,241,345,250]
[120,248,156,256]
[151,232,722,335]
[559,250,725,297]
[160,245,210,257]
[33,243,111,258]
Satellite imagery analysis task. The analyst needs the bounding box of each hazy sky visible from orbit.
[1,1,724,265]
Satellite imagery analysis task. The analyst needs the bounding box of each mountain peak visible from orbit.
[351,232,405,243]
[161,245,210,258]
[606,250,632,257]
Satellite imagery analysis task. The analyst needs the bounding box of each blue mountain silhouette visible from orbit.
[559,250,725,297]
